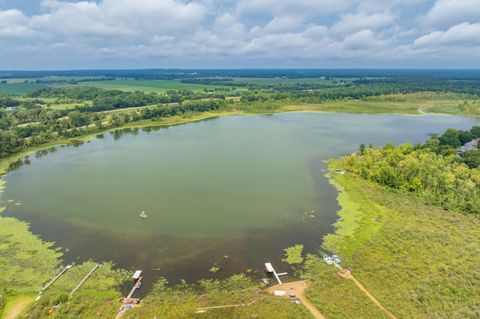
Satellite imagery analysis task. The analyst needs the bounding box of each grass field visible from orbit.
[0,83,47,96]
[304,258,389,319]
[307,166,480,319]
[279,98,474,115]
[0,78,230,96]
[124,275,310,319]
[0,77,359,96]
[66,79,228,92]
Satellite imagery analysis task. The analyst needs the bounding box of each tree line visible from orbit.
[0,99,226,157]
[345,126,480,214]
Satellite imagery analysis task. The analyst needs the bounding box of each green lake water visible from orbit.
[2,112,479,285]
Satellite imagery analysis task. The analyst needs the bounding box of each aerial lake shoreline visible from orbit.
[1,111,479,291]
[1,106,478,177]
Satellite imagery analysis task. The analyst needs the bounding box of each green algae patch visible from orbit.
[282,244,304,265]
[323,164,387,260]
[0,217,62,294]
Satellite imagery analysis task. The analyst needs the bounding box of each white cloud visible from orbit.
[213,13,246,37]
[0,0,479,68]
[332,11,396,34]
[414,22,480,47]
[236,0,348,17]
[342,29,386,50]
[29,0,207,40]
[304,24,328,38]
[357,0,429,12]
[0,9,37,38]
[263,15,304,34]
[422,0,480,28]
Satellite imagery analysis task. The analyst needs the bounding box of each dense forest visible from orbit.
[342,126,480,214]
[0,97,226,157]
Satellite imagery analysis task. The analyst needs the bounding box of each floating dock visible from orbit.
[116,271,144,319]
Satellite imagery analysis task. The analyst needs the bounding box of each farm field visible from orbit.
[229,77,362,85]
[67,79,229,92]
[0,83,47,96]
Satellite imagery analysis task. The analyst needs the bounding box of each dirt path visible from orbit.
[266,281,326,319]
[2,295,35,319]
[340,271,398,319]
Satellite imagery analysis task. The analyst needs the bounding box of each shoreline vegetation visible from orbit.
[309,130,480,318]
[1,71,480,318]
[1,98,478,177]
[311,167,480,318]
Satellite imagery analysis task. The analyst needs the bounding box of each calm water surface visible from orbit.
[2,112,479,287]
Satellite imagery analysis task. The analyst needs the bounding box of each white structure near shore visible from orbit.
[460,139,480,153]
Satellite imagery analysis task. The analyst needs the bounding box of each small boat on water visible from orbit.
[139,211,148,219]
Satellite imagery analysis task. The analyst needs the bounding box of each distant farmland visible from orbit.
[69,79,227,92]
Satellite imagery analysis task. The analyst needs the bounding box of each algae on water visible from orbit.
[282,244,304,265]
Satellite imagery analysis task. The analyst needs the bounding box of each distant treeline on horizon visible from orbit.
[1,69,480,80]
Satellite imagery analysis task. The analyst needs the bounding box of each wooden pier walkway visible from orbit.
[41,265,73,292]
[115,273,143,319]
[69,264,101,297]
[265,262,287,285]
[36,265,73,301]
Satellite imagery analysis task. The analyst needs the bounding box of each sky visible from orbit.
[0,0,479,70]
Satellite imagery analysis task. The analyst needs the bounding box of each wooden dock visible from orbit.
[265,262,287,285]
[41,265,73,292]
[121,276,142,305]
[115,273,143,319]
[69,264,101,297]
[36,265,73,301]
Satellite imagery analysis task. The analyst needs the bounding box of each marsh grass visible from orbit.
[310,166,480,319]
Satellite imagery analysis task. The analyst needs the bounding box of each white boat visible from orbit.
[323,255,334,265]
[139,211,148,219]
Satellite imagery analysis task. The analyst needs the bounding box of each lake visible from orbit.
[2,112,479,286]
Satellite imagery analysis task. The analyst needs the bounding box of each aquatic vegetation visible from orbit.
[0,217,62,294]
[209,265,220,273]
[282,244,304,265]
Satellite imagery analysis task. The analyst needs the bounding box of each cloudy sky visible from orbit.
[0,0,479,69]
